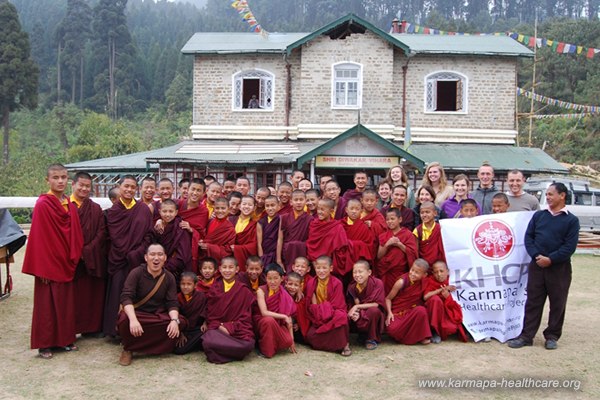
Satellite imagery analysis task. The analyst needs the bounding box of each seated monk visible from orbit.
[202,257,256,364]
[285,272,309,343]
[118,244,186,366]
[424,261,467,343]
[346,261,386,350]
[198,197,235,264]
[305,256,352,357]
[196,257,217,294]
[385,259,432,345]
[255,264,297,358]
[237,256,266,293]
[174,272,207,355]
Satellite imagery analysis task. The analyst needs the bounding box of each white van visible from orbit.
[524,177,600,233]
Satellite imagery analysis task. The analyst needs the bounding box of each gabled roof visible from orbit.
[181,32,308,55]
[285,14,410,55]
[296,124,425,171]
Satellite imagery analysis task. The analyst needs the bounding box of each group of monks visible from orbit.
[23,164,476,365]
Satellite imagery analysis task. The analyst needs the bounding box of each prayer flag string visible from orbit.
[517,87,600,114]
[231,0,267,35]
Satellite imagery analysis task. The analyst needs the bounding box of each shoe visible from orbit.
[507,338,532,348]
[365,340,378,350]
[38,348,53,360]
[545,339,558,350]
[431,334,441,344]
[119,350,133,366]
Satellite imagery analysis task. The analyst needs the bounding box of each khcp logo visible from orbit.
[472,220,515,260]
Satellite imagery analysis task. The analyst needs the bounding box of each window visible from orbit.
[232,69,274,111]
[425,71,467,113]
[332,62,362,109]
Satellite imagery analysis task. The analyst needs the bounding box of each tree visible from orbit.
[0,0,39,165]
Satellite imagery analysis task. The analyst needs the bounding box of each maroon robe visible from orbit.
[387,273,431,344]
[229,216,258,272]
[342,189,364,202]
[376,228,418,294]
[153,216,193,281]
[333,197,348,220]
[415,223,446,267]
[280,212,311,272]
[346,276,386,342]
[342,217,376,264]
[259,214,279,266]
[74,198,107,334]
[305,276,349,352]
[381,205,416,231]
[199,218,235,264]
[103,200,153,336]
[202,278,256,363]
[177,200,209,273]
[255,285,296,358]
[306,219,354,278]
[277,202,293,216]
[237,272,266,294]
[22,194,83,349]
[361,209,387,242]
[424,276,467,342]
[196,278,215,294]
[174,290,207,354]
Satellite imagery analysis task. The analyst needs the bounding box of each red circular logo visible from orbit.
[472,220,515,260]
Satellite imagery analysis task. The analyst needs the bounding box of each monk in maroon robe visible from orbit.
[277,198,311,272]
[377,208,418,294]
[202,257,256,364]
[342,172,368,202]
[305,256,352,355]
[306,199,354,279]
[276,182,293,216]
[257,211,279,266]
[154,213,193,282]
[22,165,84,357]
[177,178,209,273]
[230,213,258,273]
[424,261,467,342]
[347,261,386,347]
[413,202,446,267]
[385,260,432,345]
[237,256,266,293]
[198,198,235,264]
[254,264,296,358]
[104,176,153,336]
[174,272,207,354]
[342,199,376,264]
[285,273,310,342]
[70,172,107,335]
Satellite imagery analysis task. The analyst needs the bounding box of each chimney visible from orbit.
[391,18,400,33]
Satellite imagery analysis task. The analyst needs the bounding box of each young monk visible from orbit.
[203,181,222,218]
[198,197,235,264]
[237,256,266,293]
[222,178,236,197]
[291,256,313,296]
[153,199,192,283]
[257,195,280,266]
[323,180,347,220]
[342,171,369,201]
[176,178,208,273]
[306,198,354,280]
[342,199,376,264]
[229,195,258,270]
[253,187,271,221]
[360,189,387,240]
[382,185,416,231]
[376,208,418,294]
[228,191,242,217]
[140,177,156,209]
[202,257,256,364]
[305,256,352,356]
[255,263,297,358]
[346,261,386,350]
[305,188,320,217]
[177,178,190,201]
[23,164,84,359]
[459,199,479,218]
[276,181,293,216]
[285,272,310,342]
[152,178,175,221]
[385,259,432,345]
[424,261,467,343]
[196,257,217,293]
[492,192,510,214]
[174,271,207,355]
[277,190,311,272]
[413,201,445,267]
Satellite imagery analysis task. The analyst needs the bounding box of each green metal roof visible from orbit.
[393,34,533,57]
[408,144,567,174]
[285,14,409,55]
[296,124,425,171]
[181,32,307,54]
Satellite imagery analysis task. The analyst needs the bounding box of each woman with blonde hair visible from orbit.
[422,162,453,206]
[385,165,415,208]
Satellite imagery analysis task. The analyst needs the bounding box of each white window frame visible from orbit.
[331,62,362,110]
[231,69,275,112]
[424,71,468,114]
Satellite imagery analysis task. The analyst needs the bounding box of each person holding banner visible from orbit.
[508,183,579,350]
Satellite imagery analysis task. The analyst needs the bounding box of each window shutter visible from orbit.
[456,79,463,111]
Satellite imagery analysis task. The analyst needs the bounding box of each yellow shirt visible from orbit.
[413,221,436,240]
[316,277,329,304]
[69,194,82,209]
[235,216,251,234]
[346,217,355,226]
[268,288,277,297]
[356,282,365,294]
[223,280,235,293]
[206,202,214,218]
[267,216,275,223]
[48,191,69,211]
[120,197,136,210]
[293,210,304,219]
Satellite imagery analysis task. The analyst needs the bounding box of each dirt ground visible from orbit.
[0,252,598,400]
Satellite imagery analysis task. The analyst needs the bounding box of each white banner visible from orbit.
[440,211,535,343]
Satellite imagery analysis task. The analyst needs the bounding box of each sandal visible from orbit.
[38,348,53,359]
[340,344,352,357]
[365,340,378,350]
[64,344,79,351]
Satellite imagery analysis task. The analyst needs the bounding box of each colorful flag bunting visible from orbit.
[517,87,599,114]
[231,0,267,35]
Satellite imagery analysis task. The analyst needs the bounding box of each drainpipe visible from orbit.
[401,57,411,127]
[284,54,292,141]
